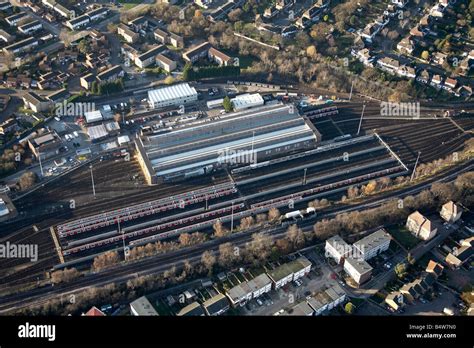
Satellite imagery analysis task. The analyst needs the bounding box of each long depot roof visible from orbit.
[147,83,197,104]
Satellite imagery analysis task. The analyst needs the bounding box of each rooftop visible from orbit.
[353,229,391,254]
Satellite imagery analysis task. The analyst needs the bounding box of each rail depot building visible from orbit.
[135,104,321,184]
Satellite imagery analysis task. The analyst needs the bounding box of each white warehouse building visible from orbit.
[148,83,198,109]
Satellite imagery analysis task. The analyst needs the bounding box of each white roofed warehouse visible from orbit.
[147,83,198,109]
[135,104,321,184]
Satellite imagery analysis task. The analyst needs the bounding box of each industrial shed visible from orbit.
[135,104,321,184]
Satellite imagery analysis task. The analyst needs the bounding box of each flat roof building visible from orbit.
[352,228,391,261]
[325,235,352,264]
[343,257,373,285]
[231,93,264,111]
[135,104,320,184]
[147,83,198,109]
[130,296,159,316]
[267,256,312,289]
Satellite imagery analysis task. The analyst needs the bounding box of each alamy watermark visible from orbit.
[217,147,257,166]
[380,102,420,118]
[55,101,96,117]
[325,241,365,261]
[0,242,38,262]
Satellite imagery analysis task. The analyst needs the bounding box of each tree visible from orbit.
[268,207,281,222]
[164,76,175,84]
[223,96,233,112]
[18,171,38,190]
[239,216,254,230]
[201,251,216,275]
[213,219,229,238]
[218,242,239,268]
[194,9,202,18]
[182,63,192,81]
[286,225,306,249]
[344,302,355,314]
[394,262,408,279]
[51,268,80,284]
[421,50,430,60]
[92,251,120,272]
[306,45,317,58]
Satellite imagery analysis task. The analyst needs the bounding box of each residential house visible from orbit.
[352,229,391,261]
[377,56,401,74]
[153,28,168,44]
[3,37,38,55]
[96,65,124,84]
[226,273,272,307]
[433,52,448,66]
[343,257,373,285]
[0,0,13,11]
[117,24,138,44]
[443,77,457,92]
[385,291,404,311]
[183,41,212,63]
[208,47,233,66]
[306,285,346,316]
[431,74,444,89]
[66,15,90,30]
[354,48,374,67]
[456,84,472,98]
[409,26,425,38]
[156,54,177,73]
[288,301,314,316]
[86,7,109,22]
[0,29,14,43]
[5,12,29,26]
[440,201,462,223]
[167,32,183,48]
[397,37,415,55]
[176,302,205,316]
[0,118,18,135]
[397,65,416,79]
[425,260,444,277]
[325,235,352,264]
[406,211,437,240]
[18,20,42,35]
[445,237,473,268]
[267,257,312,289]
[202,293,230,316]
[416,69,431,84]
[22,92,51,112]
[128,16,148,31]
[135,45,166,69]
[83,306,106,316]
[360,22,382,42]
[430,4,446,17]
[122,43,140,62]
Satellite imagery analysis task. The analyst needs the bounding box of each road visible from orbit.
[0,158,472,314]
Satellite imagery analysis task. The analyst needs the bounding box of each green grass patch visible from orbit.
[387,225,420,250]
